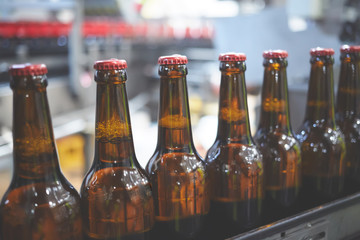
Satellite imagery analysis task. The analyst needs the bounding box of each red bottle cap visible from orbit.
[219,52,246,61]
[158,54,188,65]
[263,50,288,59]
[94,59,127,70]
[9,63,48,76]
[310,47,334,56]
[340,45,360,53]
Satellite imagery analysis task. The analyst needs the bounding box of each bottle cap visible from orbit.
[158,54,188,65]
[219,52,246,61]
[94,59,127,70]
[9,63,47,76]
[263,50,288,59]
[310,47,334,56]
[340,45,360,53]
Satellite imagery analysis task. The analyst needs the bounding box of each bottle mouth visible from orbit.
[9,63,48,76]
[310,47,334,56]
[158,54,188,65]
[340,45,360,54]
[263,50,288,59]
[94,59,127,70]
[219,52,246,62]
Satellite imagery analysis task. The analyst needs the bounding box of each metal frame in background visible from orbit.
[0,0,85,101]
[230,193,360,240]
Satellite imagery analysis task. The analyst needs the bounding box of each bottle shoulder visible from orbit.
[1,180,80,209]
[254,129,299,147]
[336,117,360,136]
[146,150,205,176]
[296,125,345,161]
[296,121,345,146]
[81,166,151,191]
[205,141,263,176]
[205,140,262,163]
[254,130,301,160]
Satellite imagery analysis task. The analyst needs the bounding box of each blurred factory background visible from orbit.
[0,0,359,195]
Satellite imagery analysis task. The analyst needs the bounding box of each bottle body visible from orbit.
[0,65,82,240]
[255,130,300,219]
[80,61,154,240]
[147,150,208,240]
[205,55,263,239]
[336,45,360,194]
[81,165,154,240]
[297,124,345,205]
[206,142,263,238]
[297,49,346,208]
[254,51,301,222]
[146,56,209,240]
[1,178,82,240]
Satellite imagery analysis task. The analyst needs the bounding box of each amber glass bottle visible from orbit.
[297,48,346,208]
[80,59,154,240]
[254,50,301,222]
[336,45,360,194]
[146,55,209,240]
[205,53,263,239]
[0,64,82,240]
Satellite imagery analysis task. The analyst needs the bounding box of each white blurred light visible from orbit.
[204,1,239,18]
[141,0,239,19]
[288,16,307,32]
[56,9,74,23]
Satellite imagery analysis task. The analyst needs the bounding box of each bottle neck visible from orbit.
[216,61,252,143]
[336,52,360,120]
[94,69,136,166]
[305,55,336,126]
[258,58,292,133]
[156,64,195,152]
[11,75,60,180]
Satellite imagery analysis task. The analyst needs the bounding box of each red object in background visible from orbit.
[0,20,214,39]
[0,21,72,38]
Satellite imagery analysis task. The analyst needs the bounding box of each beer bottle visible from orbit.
[0,63,82,240]
[145,55,209,240]
[336,45,360,194]
[254,50,301,222]
[80,59,154,240]
[297,48,346,208]
[205,53,263,239]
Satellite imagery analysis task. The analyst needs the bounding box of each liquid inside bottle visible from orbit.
[0,64,82,240]
[80,59,154,240]
[336,45,360,194]
[297,48,346,208]
[146,55,209,240]
[254,50,301,223]
[205,53,263,239]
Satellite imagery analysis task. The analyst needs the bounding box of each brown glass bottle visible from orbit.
[205,53,263,239]
[145,55,209,240]
[254,50,301,223]
[0,64,82,240]
[80,59,154,240]
[297,48,346,209]
[336,45,360,194]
